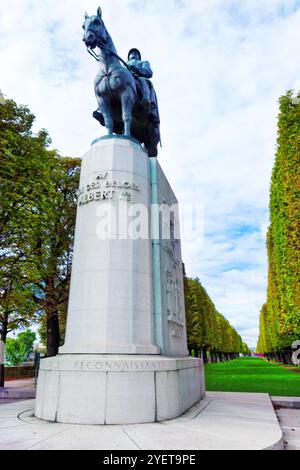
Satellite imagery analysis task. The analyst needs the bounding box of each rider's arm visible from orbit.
[139,61,153,79]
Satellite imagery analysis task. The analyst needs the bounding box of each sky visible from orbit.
[1,0,300,349]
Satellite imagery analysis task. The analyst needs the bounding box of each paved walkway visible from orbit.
[276,408,300,450]
[270,395,300,450]
[4,378,35,388]
[0,392,283,450]
[0,379,35,400]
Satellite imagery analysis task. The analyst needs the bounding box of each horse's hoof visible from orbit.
[93,111,103,124]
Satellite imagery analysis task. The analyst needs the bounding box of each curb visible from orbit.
[271,396,300,409]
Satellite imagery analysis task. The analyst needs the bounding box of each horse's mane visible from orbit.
[103,24,118,56]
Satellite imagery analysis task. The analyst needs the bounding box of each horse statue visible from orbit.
[82,6,161,158]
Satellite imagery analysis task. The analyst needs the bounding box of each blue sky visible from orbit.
[1,0,300,348]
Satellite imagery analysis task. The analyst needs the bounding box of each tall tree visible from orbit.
[33,157,80,356]
[0,95,81,357]
[257,91,300,360]
[0,97,50,342]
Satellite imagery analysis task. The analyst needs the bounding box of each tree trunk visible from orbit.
[0,314,8,387]
[45,278,60,357]
[0,315,8,343]
[46,311,60,357]
[202,347,208,364]
[275,351,282,363]
[283,349,292,365]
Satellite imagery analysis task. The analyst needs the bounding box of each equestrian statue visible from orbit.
[82,6,161,158]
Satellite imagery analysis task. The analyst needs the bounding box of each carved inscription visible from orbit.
[75,360,166,371]
[41,359,171,372]
[78,172,140,206]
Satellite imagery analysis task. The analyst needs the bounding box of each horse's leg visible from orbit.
[98,96,114,135]
[121,91,134,137]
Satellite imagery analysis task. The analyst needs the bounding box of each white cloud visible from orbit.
[1,0,300,348]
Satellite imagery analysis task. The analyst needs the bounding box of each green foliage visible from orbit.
[31,154,81,355]
[257,304,270,354]
[5,329,36,366]
[0,94,81,356]
[0,96,49,341]
[242,342,251,356]
[5,339,26,366]
[184,275,246,354]
[257,91,300,353]
[17,329,36,355]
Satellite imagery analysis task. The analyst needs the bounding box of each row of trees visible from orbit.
[0,93,81,358]
[256,92,300,363]
[184,274,250,362]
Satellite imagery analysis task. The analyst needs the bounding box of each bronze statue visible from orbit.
[82,7,161,158]
[127,48,152,112]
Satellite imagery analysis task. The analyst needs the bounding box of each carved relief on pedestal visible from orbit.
[166,270,184,325]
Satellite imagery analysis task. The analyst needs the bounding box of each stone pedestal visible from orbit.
[35,355,205,425]
[35,137,205,425]
[60,137,159,355]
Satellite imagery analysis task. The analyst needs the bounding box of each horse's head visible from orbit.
[82,7,107,50]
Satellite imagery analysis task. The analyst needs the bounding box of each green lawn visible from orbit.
[205,357,300,397]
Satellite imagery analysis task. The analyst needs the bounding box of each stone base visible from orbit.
[35,355,205,425]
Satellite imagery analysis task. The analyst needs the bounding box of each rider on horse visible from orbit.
[127,48,160,127]
[127,48,153,113]
[83,7,161,156]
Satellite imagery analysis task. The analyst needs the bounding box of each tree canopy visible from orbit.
[0,94,81,356]
[5,329,36,366]
[257,91,300,356]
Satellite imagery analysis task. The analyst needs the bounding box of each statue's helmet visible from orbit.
[128,48,142,60]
